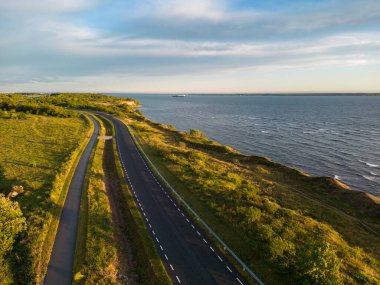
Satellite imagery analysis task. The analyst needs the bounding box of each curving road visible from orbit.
[100,113,249,285]
[44,115,99,285]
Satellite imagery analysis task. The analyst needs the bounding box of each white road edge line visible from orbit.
[112,118,265,285]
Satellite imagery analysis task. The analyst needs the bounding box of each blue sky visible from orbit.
[1,0,380,93]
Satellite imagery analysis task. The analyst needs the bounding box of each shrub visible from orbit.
[0,194,26,255]
[295,237,341,284]
[189,129,208,139]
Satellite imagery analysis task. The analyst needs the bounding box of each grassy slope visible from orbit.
[0,114,89,284]
[126,116,380,285]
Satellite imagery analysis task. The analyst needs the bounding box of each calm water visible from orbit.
[113,94,380,197]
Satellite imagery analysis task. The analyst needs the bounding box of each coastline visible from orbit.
[135,111,380,217]
[134,102,379,201]
[126,94,379,197]
[2,93,378,284]
[128,107,380,284]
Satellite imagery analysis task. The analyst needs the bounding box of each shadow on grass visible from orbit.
[0,165,19,195]
[3,160,52,170]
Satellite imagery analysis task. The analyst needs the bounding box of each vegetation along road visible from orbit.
[98,112,251,285]
[2,93,379,284]
[44,115,99,285]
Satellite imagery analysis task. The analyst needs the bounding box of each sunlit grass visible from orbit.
[0,114,89,284]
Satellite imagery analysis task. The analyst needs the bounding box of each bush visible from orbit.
[295,237,341,284]
[0,194,26,255]
[189,129,208,139]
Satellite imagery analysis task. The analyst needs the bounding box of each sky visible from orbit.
[1,0,380,93]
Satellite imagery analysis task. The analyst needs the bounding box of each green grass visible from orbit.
[3,93,378,285]
[74,115,120,284]
[126,117,380,285]
[0,114,91,284]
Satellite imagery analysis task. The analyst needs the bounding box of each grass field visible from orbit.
[0,114,89,284]
[127,116,380,285]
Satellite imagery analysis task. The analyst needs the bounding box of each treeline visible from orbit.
[0,94,75,117]
[0,93,140,118]
[38,93,139,116]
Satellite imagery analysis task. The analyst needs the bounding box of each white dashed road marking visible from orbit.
[115,129,249,285]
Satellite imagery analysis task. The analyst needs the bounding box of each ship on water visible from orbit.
[172,94,186,97]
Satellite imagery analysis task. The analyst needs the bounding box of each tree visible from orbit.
[0,194,26,255]
[296,237,341,284]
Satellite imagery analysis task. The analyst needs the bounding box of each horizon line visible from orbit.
[2,91,380,96]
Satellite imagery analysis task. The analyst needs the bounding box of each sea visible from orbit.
[111,94,380,197]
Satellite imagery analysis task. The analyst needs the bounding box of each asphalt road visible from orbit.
[44,115,99,285]
[101,113,249,285]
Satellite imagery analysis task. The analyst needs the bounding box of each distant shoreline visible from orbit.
[108,92,380,96]
[2,92,380,97]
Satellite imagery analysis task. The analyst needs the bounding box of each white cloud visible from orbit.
[128,0,380,40]
[45,23,380,64]
[1,0,380,92]
[281,0,380,31]
[135,0,228,20]
[0,0,99,13]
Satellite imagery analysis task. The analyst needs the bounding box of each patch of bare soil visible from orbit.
[103,138,139,285]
